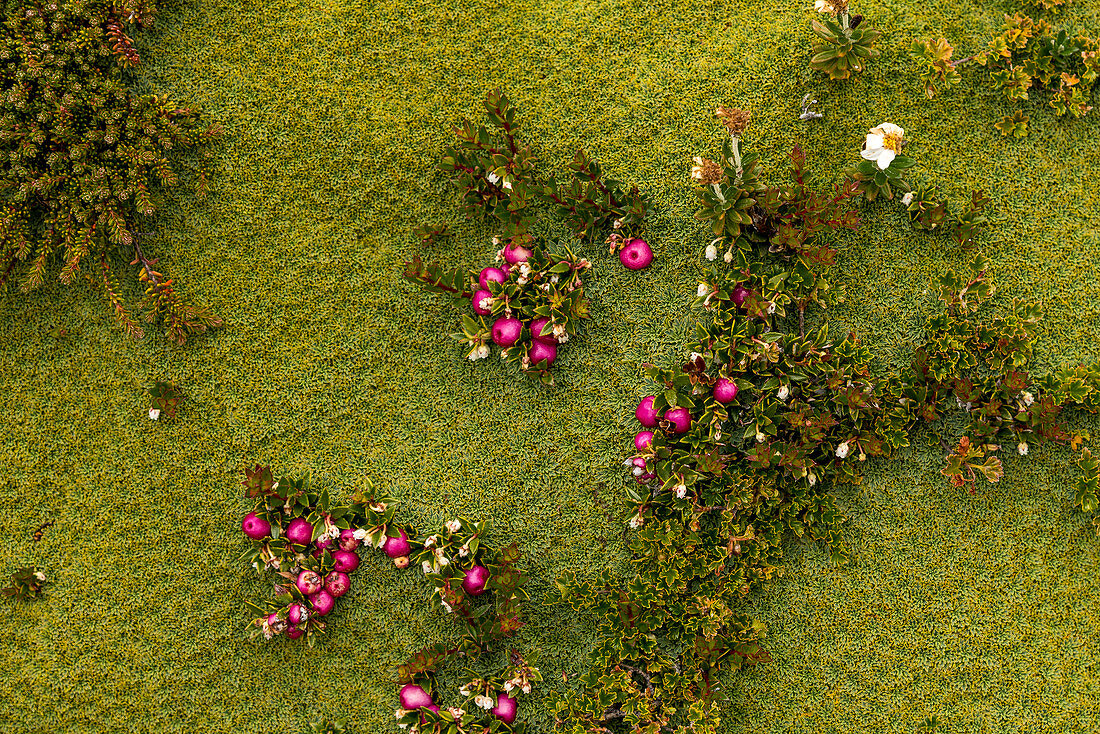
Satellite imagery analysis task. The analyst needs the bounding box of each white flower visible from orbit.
[353,528,368,541]
[516,275,528,285]
[674,484,688,499]
[632,466,644,477]
[836,442,850,459]
[705,244,717,261]
[901,192,914,206]
[442,601,453,613]
[540,283,551,293]
[32,571,44,582]
[613,217,624,229]
[424,535,439,548]
[755,431,766,443]
[697,283,709,298]
[808,472,817,486]
[861,123,905,171]
[458,543,470,557]
[492,236,501,247]
[502,179,513,191]
[777,385,790,401]
[629,515,644,529]
[477,344,490,359]
[766,301,776,315]
[519,262,531,276]
[552,324,567,340]
[396,708,408,720]
[723,249,733,263]
[858,452,867,461]
[445,519,462,533]
[1022,391,1035,406]
[421,560,434,574]
[550,274,559,284]
[690,351,702,362]
[148,408,160,420]
[487,172,501,185]
[521,682,531,694]
[459,685,471,696]
[474,695,494,710]
[251,561,259,571]
[1018,442,1029,456]
[814,0,831,11]
[503,681,515,692]
[714,429,722,441]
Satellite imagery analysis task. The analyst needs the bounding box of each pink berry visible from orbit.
[384,529,411,559]
[339,529,361,552]
[311,535,333,559]
[492,317,522,347]
[529,340,557,366]
[287,603,308,626]
[399,684,434,710]
[635,396,659,427]
[462,565,490,596]
[530,317,554,344]
[635,431,654,451]
[285,517,313,546]
[504,241,533,264]
[308,589,336,616]
[286,625,304,639]
[664,407,691,434]
[632,457,648,469]
[620,238,653,270]
[472,288,493,316]
[479,266,508,291]
[332,549,360,573]
[241,512,270,541]
[713,378,739,404]
[492,693,518,724]
[732,285,751,307]
[296,570,322,596]
[324,571,351,598]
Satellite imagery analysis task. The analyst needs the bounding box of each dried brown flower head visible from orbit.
[690,157,724,185]
[715,107,751,136]
[814,0,849,14]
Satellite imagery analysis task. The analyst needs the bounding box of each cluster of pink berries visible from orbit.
[396,683,519,729]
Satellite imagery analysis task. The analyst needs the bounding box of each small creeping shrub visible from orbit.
[2,566,47,601]
[809,0,882,81]
[0,0,222,343]
[237,467,539,731]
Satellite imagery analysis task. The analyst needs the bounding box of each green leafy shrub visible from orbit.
[809,0,881,81]
[0,0,222,343]
[2,566,47,601]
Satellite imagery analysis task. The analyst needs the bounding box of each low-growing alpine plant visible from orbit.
[407,88,654,383]
[237,466,539,731]
[552,108,1100,732]
[809,0,882,81]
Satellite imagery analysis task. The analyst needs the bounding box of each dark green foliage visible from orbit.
[910,38,962,98]
[905,188,990,247]
[809,9,882,81]
[541,150,653,239]
[0,0,221,342]
[848,155,915,202]
[147,379,184,420]
[1,567,47,601]
[307,718,349,734]
[975,15,1097,121]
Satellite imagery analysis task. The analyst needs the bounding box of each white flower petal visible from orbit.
[875,148,896,170]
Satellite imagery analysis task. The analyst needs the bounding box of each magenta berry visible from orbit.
[530,317,554,344]
[339,528,361,552]
[331,549,360,574]
[308,589,335,617]
[632,457,648,469]
[732,285,751,307]
[266,612,282,629]
[634,431,654,451]
[241,512,271,541]
[620,238,653,270]
[296,570,322,596]
[399,683,434,710]
[287,603,308,626]
[713,378,739,404]
[664,407,691,434]
[493,693,518,724]
[311,534,333,559]
[529,340,557,366]
[324,571,351,598]
[635,396,659,427]
[286,624,303,640]
[492,317,522,347]
[472,288,493,316]
[504,241,532,264]
[384,529,411,559]
[462,565,490,596]
[285,517,313,546]
[479,266,508,291]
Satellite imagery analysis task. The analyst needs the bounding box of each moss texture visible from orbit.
[1,0,1099,732]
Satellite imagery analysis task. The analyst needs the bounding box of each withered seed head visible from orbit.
[715,107,751,136]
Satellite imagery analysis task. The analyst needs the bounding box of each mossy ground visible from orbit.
[1,0,1099,732]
